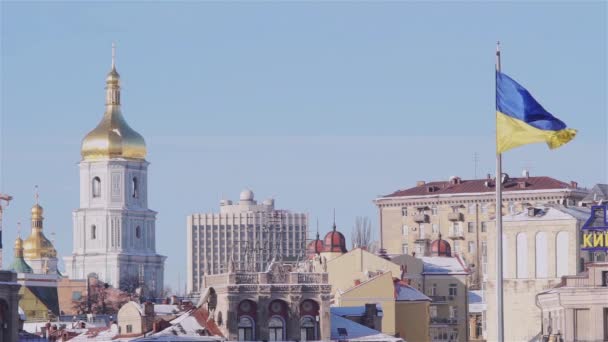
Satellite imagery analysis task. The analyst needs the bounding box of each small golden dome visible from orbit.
[80,45,147,161]
[23,232,57,259]
[15,237,23,249]
[31,204,43,220]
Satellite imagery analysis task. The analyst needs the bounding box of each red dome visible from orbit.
[306,234,325,259]
[323,224,347,253]
[430,235,451,257]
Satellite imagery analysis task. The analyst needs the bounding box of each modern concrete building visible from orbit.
[374,172,588,289]
[536,262,608,341]
[64,46,166,295]
[199,260,331,341]
[484,205,591,342]
[187,190,307,294]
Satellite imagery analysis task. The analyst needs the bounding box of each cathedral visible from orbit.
[63,46,166,295]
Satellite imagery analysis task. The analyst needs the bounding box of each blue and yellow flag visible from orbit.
[496,72,577,153]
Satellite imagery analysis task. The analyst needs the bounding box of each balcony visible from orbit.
[413,213,429,223]
[415,232,430,242]
[447,227,464,240]
[447,212,464,221]
[430,317,459,325]
[429,296,447,304]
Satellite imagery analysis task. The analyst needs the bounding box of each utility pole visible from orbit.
[0,193,13,268]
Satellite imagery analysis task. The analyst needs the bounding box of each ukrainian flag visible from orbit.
[496,71,577,153]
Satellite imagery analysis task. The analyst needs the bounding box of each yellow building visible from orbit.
[335,271,431,342]
[374,173,587,290]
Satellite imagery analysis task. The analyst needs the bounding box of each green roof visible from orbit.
[10,257,33,274]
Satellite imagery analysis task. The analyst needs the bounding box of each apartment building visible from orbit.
[374,172,588,289]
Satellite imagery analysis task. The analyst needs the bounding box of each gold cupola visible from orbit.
[23,190,57,260]
[80,43,147,161]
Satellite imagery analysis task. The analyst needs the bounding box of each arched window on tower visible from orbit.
[136,226,141,239]
[132,177,138,199]
[91,225,97,240]
[92,177,101,198]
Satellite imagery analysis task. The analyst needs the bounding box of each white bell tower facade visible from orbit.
[64,45,165,295]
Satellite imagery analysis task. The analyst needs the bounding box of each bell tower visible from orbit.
[64,44,166,295]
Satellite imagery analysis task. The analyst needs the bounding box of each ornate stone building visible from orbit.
[64,46,165,294]
[199,261,331,341]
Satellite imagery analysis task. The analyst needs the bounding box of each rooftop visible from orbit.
[330,313,403,341]
[379,175,580,199]
[421,256,468,275]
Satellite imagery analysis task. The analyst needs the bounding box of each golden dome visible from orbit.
[23,199,57,260]
[80,45,146,161]
[15,237,23,250]
[23,231,57,259]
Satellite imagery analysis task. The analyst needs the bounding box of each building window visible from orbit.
[402,244,408,255]
[300,316,316,341]
[401,207,408,217]
[481,204,488,214]
[268,316,285,341]
[126,324,133,333]
[402,225,409,236]
[91,225,96,240]
[92,177,101,198]
[449,284,457,296]
[481,222,487,232]
[432,224,439,234]
[136,226,141,239]
[453,241,460,254]
[419,224,426,238]
[508,202,515,214]
[429,283,437,296]
[516,233,528,278]
[468,203,476,214]
[556,231,569,277]
[468,222,474,233]
[535,232,548,278]
[132,177,139,198]
[431,206,438,215]
[238,316,254,341]
[430,305,437,318]
[449,306,457,320]
[468,241,475,253]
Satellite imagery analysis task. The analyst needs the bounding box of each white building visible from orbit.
[64,46,165,295]
[187,190,307,294]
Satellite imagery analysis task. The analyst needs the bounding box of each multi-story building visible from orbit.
[484,204,591,342]
[64,46,166,295]
[374,172,588,289]
[536,262,608,341]
[187,190,307,294]
[199,260,331,341]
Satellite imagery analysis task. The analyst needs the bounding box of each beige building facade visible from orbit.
[484,205,591,342]
[374,174,587,289]
[536,262,608,342]
[187,190,307,294]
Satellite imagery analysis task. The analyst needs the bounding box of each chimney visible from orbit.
[416,181,426,187]
[362,304,377,329]
[522,169,530,178]
[570,181,578,189]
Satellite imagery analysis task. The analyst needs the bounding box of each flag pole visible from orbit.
[495,41,505,342]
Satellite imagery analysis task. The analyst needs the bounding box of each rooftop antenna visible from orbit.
[473,152,479,179]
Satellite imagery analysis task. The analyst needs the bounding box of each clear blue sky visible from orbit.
[1,1,606,293]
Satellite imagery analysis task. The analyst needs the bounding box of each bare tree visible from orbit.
[72,278,130,315]
[351,216,378,253]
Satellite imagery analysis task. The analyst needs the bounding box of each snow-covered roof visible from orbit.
[133,336,224,341]
[421,256,468,275]
[154,304,180,316]
[152,306,223,338]
[394,282,431,301]
[331,304,383,317]
[504,205,590,222]
[331,314,404,341]
[468,290,486,313]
